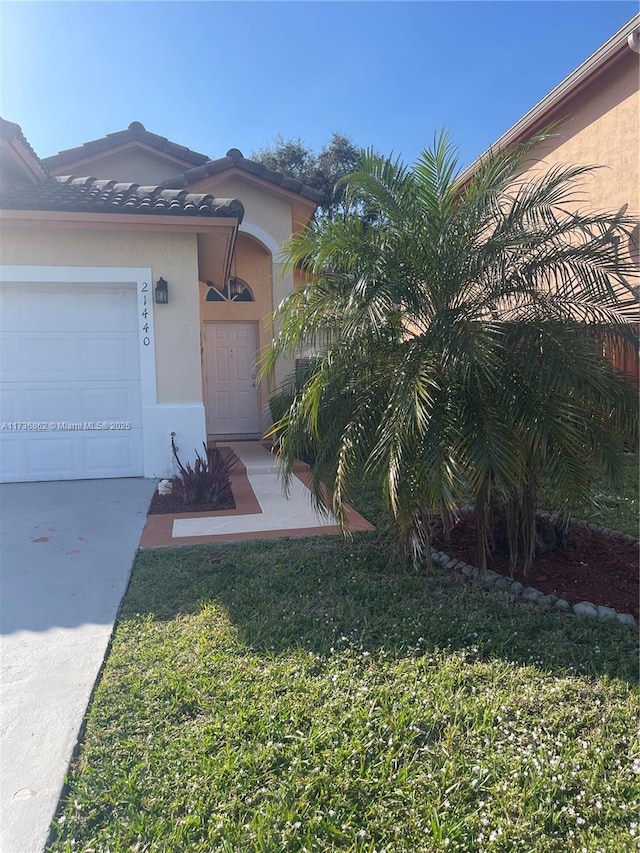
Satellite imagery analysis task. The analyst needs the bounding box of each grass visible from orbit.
[49,527,639,851]
[572,453,638,538]
[352,454,639,538]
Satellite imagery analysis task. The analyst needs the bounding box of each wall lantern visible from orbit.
[155,277,169,304]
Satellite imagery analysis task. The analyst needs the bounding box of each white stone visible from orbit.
[157,479,173,495]
[616,613,637,628]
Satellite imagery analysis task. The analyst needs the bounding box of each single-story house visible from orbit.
[0,119,322,482]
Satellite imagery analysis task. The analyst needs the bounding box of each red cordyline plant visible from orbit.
[171,439,238,506]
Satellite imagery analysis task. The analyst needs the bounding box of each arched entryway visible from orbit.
[199,231,273,438]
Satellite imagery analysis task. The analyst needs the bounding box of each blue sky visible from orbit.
[0,1,637,170]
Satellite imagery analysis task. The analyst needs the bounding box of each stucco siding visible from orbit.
[518,52,639,219]
[47,148,193,185]
[190,175,297,251]
[191,175,305,393]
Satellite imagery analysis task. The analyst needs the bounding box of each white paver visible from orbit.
[172,442,336,538]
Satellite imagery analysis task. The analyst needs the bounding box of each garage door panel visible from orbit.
[0,435,19,480]
[3,333,139,383]
[20,387,76,421]
[14,335,77,380]
[79,336,140,381]
[3,383,141,424]
[0,284,138,332]
[82,386,141,422]
[0,281,143,482]
[0,387,19,421]
[3,430,143,482]
[25,435,77,479]
[1,334,77,379]
[81,431,143,476]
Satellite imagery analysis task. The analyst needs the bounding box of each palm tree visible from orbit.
[264,132,639,576]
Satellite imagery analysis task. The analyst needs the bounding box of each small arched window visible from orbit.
[206,277,254,302]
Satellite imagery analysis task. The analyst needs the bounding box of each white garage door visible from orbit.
[0,282,143,482]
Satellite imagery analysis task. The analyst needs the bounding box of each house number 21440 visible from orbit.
[141,282,151,346]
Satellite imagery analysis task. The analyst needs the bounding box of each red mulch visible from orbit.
[147,479,235,515]
[430,515,639,619]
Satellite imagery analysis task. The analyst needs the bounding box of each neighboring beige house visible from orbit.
[0,119,321,482]
[460,13,640,383]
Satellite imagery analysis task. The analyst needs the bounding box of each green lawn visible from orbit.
[49,467,638,852]
[572,454,638,538]
[49,560,638,853]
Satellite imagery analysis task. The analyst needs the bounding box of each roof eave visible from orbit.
[0,136,48,184]
[0,209,242,234]
[162,154,324,209]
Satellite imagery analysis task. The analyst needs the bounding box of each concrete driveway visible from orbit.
[0,477,156,853]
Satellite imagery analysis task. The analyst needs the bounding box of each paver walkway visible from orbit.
[140,441,373,547]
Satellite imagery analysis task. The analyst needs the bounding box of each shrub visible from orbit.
[171,440,238,506]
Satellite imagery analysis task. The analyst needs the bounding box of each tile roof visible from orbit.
[162,147,325,203]
[16,119,323,206]
[0,175,244,220]
[41,121,211,171]
[0,117,46,170]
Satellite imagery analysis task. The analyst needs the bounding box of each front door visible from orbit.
[204,322,259,437]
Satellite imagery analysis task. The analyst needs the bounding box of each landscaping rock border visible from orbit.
[429,517,638,629]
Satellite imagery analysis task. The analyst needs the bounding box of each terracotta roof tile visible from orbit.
[161,149,325,203]
[0,117,47,174]
[42,121,210,171]
[0,175,244,220]
[35,121,324,205]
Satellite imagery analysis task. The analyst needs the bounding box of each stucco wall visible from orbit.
[518,50,639,223]
[1,227,203,404]
[188,174,313,312]
[515,49,639,384]
[47,148,192,185]
[194,174,297,250]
